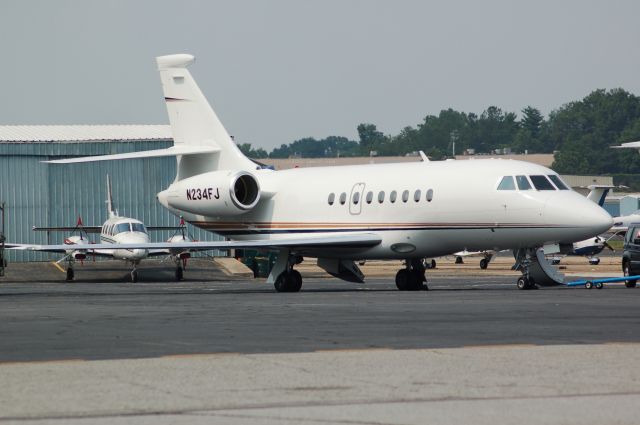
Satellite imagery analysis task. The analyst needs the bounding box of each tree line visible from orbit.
[239,88,640,178]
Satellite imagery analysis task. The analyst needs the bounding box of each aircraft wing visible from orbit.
[6,233,382,253]
[32,226,102,233]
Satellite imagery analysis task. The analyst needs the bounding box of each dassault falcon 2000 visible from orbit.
[35,53,612,292]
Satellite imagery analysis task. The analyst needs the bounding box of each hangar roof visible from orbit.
[0,125,172,142]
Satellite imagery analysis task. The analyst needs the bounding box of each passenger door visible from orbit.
[349,183,366,215]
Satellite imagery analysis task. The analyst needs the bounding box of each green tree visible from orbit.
[551,89,640,174]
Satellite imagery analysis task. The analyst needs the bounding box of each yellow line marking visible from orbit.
[463,344,538,349]
[51,262,66,274]
[314,348,394,353]
[161,352,241,359]
[0,358,86,365]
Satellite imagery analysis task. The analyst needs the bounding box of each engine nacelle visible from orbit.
[158,170,261,216]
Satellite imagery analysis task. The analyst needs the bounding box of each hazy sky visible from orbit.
[1,0,639,150]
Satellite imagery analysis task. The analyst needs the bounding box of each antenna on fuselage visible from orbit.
[106,175,118,218]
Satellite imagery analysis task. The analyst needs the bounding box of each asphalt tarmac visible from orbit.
[1,260,640,424]
[1,269,640,362]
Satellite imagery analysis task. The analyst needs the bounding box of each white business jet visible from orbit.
[27,54,612,291]
[13,177,193,282]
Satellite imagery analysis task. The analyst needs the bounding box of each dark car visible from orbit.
[621,224,640,287]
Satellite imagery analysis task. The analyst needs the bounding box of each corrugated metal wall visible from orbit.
[0,140,223,261]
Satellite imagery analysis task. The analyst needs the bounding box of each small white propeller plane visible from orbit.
[10,177,194,282]
[12,54,613,291]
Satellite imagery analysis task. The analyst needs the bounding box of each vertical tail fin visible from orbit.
[586,185,614,207]
[106,175,117,218]
[156,54,256,180]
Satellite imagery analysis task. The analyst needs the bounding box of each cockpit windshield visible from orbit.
[131,223,146,233]
[548,175,570,190]
[114,223,131,234]
[529,175,556,190]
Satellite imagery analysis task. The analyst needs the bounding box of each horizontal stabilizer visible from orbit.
[42,145,220,164]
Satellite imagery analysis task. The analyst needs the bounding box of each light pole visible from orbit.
[450,130,459,158]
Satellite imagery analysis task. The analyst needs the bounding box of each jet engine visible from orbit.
[158,170,261,216]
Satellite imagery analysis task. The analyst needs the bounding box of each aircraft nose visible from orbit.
[585,203,614,234]
[545,193,613,242]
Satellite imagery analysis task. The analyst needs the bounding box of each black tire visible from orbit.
[585,281,593,289]
[131,271,138,283]
[289,270,302,292]
[595,282,604,290]
[66,268,74,281]
[430,259,436,269]
[480,259,488,269]
[406,271,421,291]
[455,256,463,264]
[395,269,410,291]
[274,272,289,292]
[517,276,535,290]
[175,267,183,281]
[623,262,636,288]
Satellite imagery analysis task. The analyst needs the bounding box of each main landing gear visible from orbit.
[274,269,302,292]
[271,253,304,293]
[395,259,429,291]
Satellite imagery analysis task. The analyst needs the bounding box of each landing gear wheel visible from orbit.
[395,269,410,291]
[623,263,636,288]
[595,282,604,290]
[289,270,302,292]
[517,276,536,290]
[430,259,437,269]
[175,266,183,281]
[66,267,74,281]
[274,270,302,293]
[455,256,463,264]
[131,270,138,283]
[517,277,527,290]
[406,272,421,291]
[480,258,488,269]
[585,281,593,289]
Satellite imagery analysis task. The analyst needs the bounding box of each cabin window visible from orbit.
[390,190,397,203]
[352,191,360,205]
[366,191,373,204]
[426,189,434,202]
[516,175,532,190]
[548,175,570,190]
[529,175,556,190]
[402,190,409,203]
[414,190,421,202]
[328,193,335,205]
[497,176,516,190]
[378,191,385,203]
[339,192,347,205]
